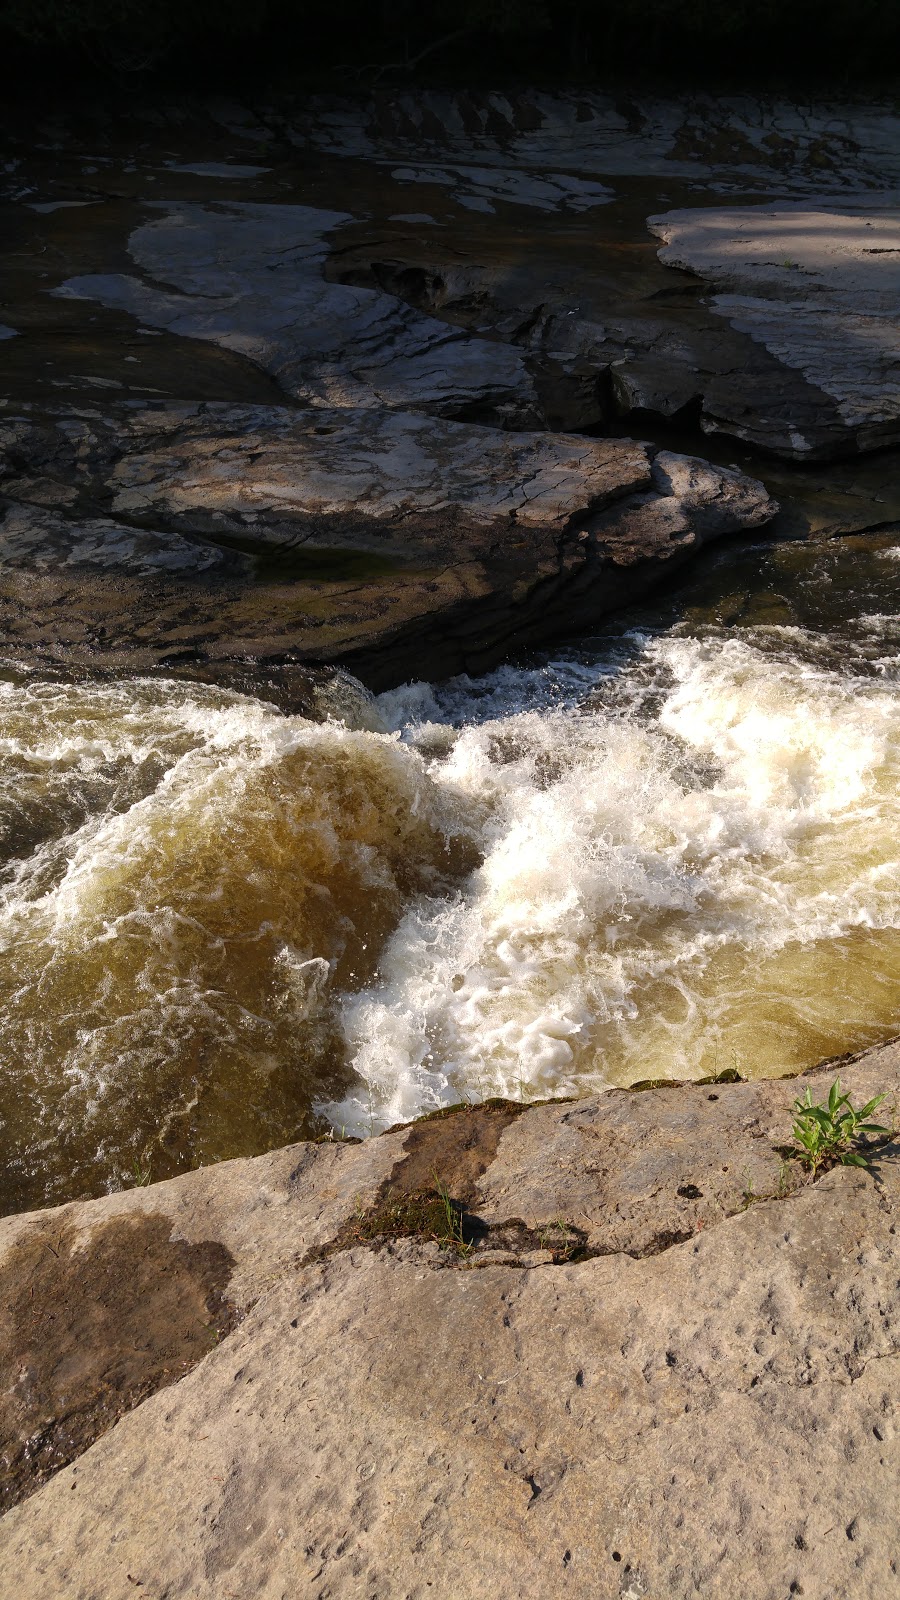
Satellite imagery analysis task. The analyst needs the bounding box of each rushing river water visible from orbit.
[3,531,900,1211]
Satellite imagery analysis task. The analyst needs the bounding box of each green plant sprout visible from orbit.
[791,1078,890,1175]
[433,1175,470,1254]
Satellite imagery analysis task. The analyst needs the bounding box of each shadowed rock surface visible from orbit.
[0,1045,898,1596]
[299,90,900,195]
[56,201,542,425]
[0,403,775,685]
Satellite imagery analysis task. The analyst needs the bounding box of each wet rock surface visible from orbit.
[0,1214,235,1515]
[1,1047,899,1595]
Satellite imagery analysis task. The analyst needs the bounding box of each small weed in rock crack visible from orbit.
[321,1186,476,1258]
[791,1078,892,1177]
[308,1191,593,1267]
[434,1175,471,1255]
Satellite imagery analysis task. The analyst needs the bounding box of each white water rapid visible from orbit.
[330,623,900,1130]
[3,585,900,1206]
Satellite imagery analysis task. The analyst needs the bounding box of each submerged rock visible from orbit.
[1,1046,899,1596]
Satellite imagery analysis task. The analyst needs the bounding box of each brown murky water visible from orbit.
[1,532,900,1212]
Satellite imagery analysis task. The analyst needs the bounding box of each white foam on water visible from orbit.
[4,621,900,1199]
[0,676,468,1201]
[325,631,900,1131]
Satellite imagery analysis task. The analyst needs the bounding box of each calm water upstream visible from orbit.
[3,530,900,1211]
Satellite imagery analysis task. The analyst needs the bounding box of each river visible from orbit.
[2,528,900,1211]
[3,91,900,1211]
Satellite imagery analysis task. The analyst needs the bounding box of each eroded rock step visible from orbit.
[1,1045,898,1596]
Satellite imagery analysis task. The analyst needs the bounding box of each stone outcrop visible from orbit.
[50,175,900,462]
[0,403,775,684]
[289,94,900,460]
[337,210,900,460]
[56,202,541,426]
[2,91,896,536]
[299,90,900,197]
[649,202,900,455]
[1,1045,899,1597]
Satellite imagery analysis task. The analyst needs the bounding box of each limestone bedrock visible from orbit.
[0,1045,899,1598]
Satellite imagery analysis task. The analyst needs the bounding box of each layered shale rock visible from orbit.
[56,202,541,426]
[1,1046,899,1598]
[0,403,775,684]
[300,90,900,197]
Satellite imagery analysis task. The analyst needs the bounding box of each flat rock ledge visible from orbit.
[1,1044,899,1598]
[0,403,774,686]
[56,202,541,426]
[649,202,900,457]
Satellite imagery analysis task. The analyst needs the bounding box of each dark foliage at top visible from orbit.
[0,0,897,85]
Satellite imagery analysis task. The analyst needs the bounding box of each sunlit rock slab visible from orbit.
[0,502,246,575]
[476,1042,900,1253]
[56,201,540,424]
[0,401,775,682]
[1,1049,899,1597]
[650,201,900,452]
[107,403,654,536]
